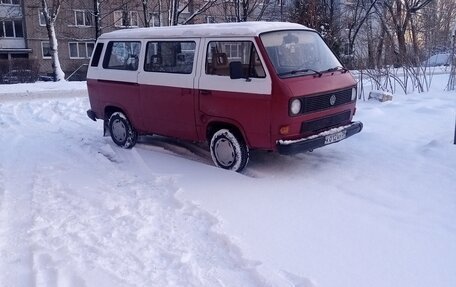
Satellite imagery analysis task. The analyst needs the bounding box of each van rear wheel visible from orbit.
[210,129,249,172]
[108,112,137,149]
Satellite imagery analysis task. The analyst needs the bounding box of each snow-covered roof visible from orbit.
[98,22,312,40]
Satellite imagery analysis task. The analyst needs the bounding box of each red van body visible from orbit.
[86,22,362,171]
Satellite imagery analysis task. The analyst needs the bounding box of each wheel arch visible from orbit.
[104,105,126,121]
[206,120,249,147]
[103,105,138,137]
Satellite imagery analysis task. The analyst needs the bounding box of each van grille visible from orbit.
[300,89,352,114]
[301,110,351,133]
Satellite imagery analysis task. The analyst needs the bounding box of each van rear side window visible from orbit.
[102,41,141,71]
[90,43,104,67]
[144,41,196,74]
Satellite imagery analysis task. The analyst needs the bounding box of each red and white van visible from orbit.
[86,22,362,172]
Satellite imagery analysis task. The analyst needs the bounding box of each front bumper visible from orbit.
[277,121,363,155]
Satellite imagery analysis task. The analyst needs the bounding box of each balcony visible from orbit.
[0,4,22,18]
[1,3,25,49]
[0,38,26,49]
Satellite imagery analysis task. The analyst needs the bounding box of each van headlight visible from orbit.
[290,98,302,115]
[352,87,357,101]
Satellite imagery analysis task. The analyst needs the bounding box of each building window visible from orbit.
[130,11,138,27]
[1,0,20,4]
[4,21,13,37]
[14,20,23,37]
[41,42,51,59]
[0,20,23,38]
[343,42,353,56]
[113,11,123,27]
[150,12,160,27]
[206,16,215,23]
[74,10,93,27]
[114,10,139,27]
[69,42,95,59]
[226,16,237,23]
[39,11,46,26]
[224,42,242,58]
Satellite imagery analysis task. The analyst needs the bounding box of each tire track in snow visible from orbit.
[0,100,58,286]
[30,165,267,286]
[0,137,37,287]
[0,96,272,286]
[0,98,106,287]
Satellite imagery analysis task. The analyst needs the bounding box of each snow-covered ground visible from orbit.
[0,76,455,287]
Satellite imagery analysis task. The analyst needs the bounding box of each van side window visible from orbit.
[90,43,104,67]
[206,41,266,78]
[144,41,196,74]
[102,41,141,71]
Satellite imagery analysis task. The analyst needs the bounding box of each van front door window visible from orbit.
[205,41,266,79]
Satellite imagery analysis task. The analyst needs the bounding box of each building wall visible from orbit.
[3,0,284,79]
[23,0,96,78]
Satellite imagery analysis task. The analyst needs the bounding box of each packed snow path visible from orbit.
[0,80,455,287]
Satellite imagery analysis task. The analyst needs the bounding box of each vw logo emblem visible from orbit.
[330,94,337,106]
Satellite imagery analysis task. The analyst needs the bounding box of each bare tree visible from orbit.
[289,0,342,53]
[420,0,456,55]
[92,0,143,38]
[447,28,456,91]
[342,0,378,66]
[375,0,433,66]
[40,0,66,81]
[181,0,219,24]
[234,0,268,21]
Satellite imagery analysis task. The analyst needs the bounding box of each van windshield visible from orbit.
[260,30,342,78]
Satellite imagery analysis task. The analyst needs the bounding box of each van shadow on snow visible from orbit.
[133,135,346,178]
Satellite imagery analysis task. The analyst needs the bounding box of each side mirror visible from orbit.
[229,61,243,79]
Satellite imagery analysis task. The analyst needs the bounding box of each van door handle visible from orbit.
[200,90,212,95]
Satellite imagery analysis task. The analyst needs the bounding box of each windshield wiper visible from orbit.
[278,68,323,77]
[323,66,349,73]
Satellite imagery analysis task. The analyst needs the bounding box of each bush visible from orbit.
[0,59,40,84]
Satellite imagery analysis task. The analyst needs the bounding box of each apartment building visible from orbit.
[0,0,284,80]
[0,0,28,60]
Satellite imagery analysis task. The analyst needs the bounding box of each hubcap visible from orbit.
[214,138,235,167]
[112,119,127,143]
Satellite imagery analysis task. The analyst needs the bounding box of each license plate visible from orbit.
[324,130,347,144]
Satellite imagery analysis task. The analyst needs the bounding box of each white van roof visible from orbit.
[98,21,312,39]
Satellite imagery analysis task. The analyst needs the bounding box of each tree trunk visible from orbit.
[94,0,101,38]
[143,0,150,27]
[47,23,65,81]
[410,16,420,65]
[375,27,386,68]
[396,29,407,65]
[41,0,65,81]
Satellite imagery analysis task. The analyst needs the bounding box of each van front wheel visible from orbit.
[108,112,137,149]
[210,129,249,172]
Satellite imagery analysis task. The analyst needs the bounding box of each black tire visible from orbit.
[108,112,137,149]
[210,129,249,172]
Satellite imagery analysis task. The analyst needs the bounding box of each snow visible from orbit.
[99,21,312,39]
[0,74,455,287]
